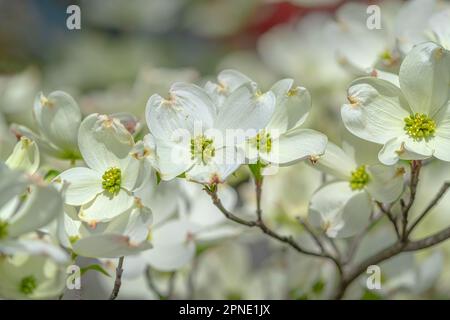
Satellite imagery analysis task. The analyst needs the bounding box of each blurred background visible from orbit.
[1,0,450,300]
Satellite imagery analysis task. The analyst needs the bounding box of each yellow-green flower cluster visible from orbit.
[190,135,215,164]
[349,165,370,191]
[102,167,122,194]
[404,113,436,141]
[20,275,37,295]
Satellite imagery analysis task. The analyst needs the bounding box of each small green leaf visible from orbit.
[248,162,263,182]
[44,169,61,182]
[176,172,186,179]
[80,264,111,277]
[156,172,162,185]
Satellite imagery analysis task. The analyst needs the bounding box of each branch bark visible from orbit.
[109,256,124,300]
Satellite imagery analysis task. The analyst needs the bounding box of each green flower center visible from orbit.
[190,135,215,164]
[102,167,121,195]
[404,113,436,141]
[20,275,37,295]
[0,220,8,240]
[349,165,370,191]
[254,131,272,153]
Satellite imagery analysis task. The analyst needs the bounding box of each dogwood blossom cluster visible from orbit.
[0,0,450,300]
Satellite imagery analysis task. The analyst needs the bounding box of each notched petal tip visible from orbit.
[347,95,360,107]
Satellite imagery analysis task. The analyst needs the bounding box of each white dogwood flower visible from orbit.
[245,78,328,168]
[57,113,146,224]
[145,77,276,184]
[341,42,450,165]
[395,0,450,54]
[13,91,82,160]
[5,136,39,174]
[308,142,405,238]
[58,200,152,258]
[0,244,68,299]
[113,182,238,272]
[0,163,63,243]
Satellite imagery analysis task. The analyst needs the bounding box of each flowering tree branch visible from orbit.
[206,158,450,300]
[204,182,344,278]
[109,256,124,300]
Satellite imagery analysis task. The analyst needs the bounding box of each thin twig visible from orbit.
[109,256,124,300]
[401,160,422,240]
[255,179,263,222]
[145,266,165,299]
[205,186,344,277]
[324,235,342,261]
[166,272,177,300]
[376,201,400,239]
[407,181,450,237]
[297,216,326,254]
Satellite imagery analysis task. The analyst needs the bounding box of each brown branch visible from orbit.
[407,181,450,237]
[255,179,263,222]
[205,185,344,278]
[405,226,450,251]
[376,202,400,239]
[145,266,165,299]
[332,220,450,299]
[109,256,124,300]
[297,217,326,255]
[401,160,422,240]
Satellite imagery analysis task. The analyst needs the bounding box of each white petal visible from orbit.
[262,128,327,166]
[188,183,237,228]
[79,190,135,223]
[104,206,153,245]
[153,138,193,181]
[327,2,386,71]
[78,114,135,172]
[267,79,311,132]
[185,161,240,185]
[216,83,276,132]
[403,137,434,158]
[365,164,405,203]
[9,185,63,238]
[144,220,196,271]
[394,0,435,54]
[134,176,179,226]
[33,91,81,153]
[57,167,102,206]
[121,157,143,191]
[217,69,252,92]
[399,42,450,116]
[428,9,450,50]
[378,136,431,165]
[312,142,356,180]
[342,77,410,144]
[5,137,40,174]
[73,233,152,258]
[432,135,450,161]
[10,124,64,159]
[309,181,371,238]
[145,82,215,141]
[433,102,450,161]
[0,239,69,264]
[0,163,27,209]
